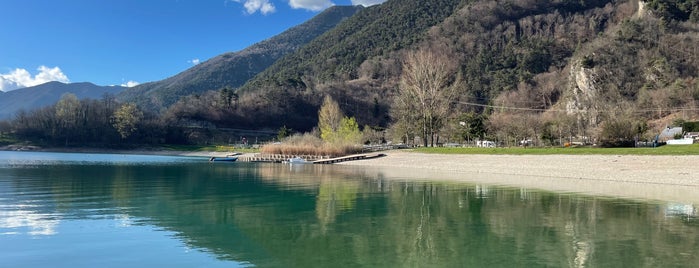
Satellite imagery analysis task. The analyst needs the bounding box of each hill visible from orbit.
[225,0,465,130]
[225,0,699,143]
[0,82,125,120]
[240,0,463,89]
[118,5,364,112]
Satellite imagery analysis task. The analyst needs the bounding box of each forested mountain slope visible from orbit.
[118,5,363,112]
[216,0,466,131]
[224,0,699,144]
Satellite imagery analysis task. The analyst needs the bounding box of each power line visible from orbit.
[455,101,563,112]
[455,101,699,114]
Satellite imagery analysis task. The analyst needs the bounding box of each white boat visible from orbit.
[286,157,309,164]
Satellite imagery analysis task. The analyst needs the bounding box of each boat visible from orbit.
[285,157,309,164]
[209,156,238,162]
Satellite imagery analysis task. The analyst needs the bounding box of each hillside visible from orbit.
[0,82,125,120]
[225,0,699,143]
[118,5,363,112]
[221,0,465,130]
[240,0,463,89]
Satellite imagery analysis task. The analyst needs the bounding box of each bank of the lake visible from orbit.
[4,145,699,203]
[339,150,699,204]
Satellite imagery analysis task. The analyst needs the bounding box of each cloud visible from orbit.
[229,0,385,14]
[288,0,334,11]
[188,58,201,65]
[232,0,276,15]
[0,66,70,92]
[351,0,385,6]
[121,81,140,87]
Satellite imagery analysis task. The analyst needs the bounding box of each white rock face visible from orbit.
[565,60,600,127]
[636,0,648,19]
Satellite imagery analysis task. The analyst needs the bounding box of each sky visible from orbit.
[0,0,385,92]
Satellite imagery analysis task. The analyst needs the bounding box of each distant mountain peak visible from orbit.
[0,82,126,119]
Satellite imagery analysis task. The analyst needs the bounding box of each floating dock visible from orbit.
[311,153,386,164]
[238,153,385,164]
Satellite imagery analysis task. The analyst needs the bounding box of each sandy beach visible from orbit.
[339,150,699,204]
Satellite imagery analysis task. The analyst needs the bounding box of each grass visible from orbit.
[413,144,699,155]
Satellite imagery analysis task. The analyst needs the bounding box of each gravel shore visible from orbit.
[339,150,699,204]
[6,147,697,203]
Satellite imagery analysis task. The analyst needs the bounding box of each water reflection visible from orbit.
[666,203,697,219]
[0,153,698,267]
[0,204,60,236]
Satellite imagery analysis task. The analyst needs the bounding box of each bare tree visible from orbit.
[393,48,460,147]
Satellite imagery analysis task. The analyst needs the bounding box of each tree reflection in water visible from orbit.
[1,161,697,267]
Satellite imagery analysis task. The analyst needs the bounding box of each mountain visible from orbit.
[118,5,364,112]
[228,0,699,138]
[226,0,466,130]
[0,82,125,120]
[240,0,464,91]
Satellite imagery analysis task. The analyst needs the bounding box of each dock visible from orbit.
[238,153,386,164]
[311,153,386,164]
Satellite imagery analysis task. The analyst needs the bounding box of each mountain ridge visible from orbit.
[0,81,125,120]
[118,5,364,111]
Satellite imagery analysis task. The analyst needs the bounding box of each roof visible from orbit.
[659,127,683,140]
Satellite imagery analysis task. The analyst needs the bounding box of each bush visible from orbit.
[599,118,637,147]
[681,121,699,132]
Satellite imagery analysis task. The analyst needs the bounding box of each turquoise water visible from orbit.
[0,151,697,267]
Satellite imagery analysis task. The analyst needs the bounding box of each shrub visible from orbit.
[261,133,362,157]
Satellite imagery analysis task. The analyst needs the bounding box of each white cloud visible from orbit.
[0,66,70,92]
[230,0,384,14]
[121,81,140,87]
[232,0,276,15]
[188,58,201,65]
[351,0,385,6]
[288,0,334,11]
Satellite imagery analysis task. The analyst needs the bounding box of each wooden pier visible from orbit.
[311,153,386,164]
[238,153,386,164]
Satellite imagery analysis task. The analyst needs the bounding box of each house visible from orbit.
[684,132,699,140]
[658,127,683,142]
[477,140,496,148]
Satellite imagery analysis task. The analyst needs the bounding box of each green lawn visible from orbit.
[413,144,699,155]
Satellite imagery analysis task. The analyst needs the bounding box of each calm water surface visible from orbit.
[0,151,697,267]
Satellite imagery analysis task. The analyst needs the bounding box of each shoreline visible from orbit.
[0,146,224,158]
[4,147,699,203]
[339,150,699,204]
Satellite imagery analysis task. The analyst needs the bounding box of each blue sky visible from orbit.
[0,0,385,91]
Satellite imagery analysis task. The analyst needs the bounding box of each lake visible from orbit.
[0,151,697,267]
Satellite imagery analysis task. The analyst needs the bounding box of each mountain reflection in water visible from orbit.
[0,152,697,267]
